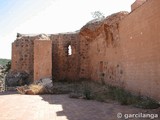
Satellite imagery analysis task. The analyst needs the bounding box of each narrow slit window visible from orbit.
[68,45,72,55]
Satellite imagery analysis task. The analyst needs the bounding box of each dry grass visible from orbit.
[17,84,46,95]
[52,80,160,109]
[16,79,160,109]
[28,84,46,94]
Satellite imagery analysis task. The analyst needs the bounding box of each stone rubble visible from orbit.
[5,71,29,87]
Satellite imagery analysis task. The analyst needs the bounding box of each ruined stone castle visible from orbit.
[11,0,160,100]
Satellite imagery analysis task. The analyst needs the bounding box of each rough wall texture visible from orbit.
[80,12,128,86]
[11,0,160,100]
[50,33,80,81]
[34,40,52,81]
[119,0,160,100]
[11,36,35,82]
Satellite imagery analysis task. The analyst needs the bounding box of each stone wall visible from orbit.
[119,0,160,100]
[11,36,35,82]
[78,0,160,100]
[50,32,80,81]
[79,12,128,86]
[11,0,160,100]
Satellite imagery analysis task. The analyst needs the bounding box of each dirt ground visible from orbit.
[0,91,159,120]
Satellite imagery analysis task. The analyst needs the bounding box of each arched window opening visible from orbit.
[68,45,72,55]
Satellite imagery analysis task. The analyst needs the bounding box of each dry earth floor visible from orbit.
[0,92,159,120]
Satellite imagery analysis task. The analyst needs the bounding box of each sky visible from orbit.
[0,0,135,59]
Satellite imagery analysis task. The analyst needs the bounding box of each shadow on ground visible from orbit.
[40,94,160,120]
[40,94,114,120]
[0,91,18,95]
[0,91,159,120]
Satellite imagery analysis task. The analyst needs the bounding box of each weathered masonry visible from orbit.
[11,0,160,101]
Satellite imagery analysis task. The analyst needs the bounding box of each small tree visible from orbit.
[91,11,105,19]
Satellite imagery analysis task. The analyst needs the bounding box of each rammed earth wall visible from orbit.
[11,0,160,100]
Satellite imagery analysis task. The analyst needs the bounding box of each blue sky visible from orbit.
[0,0,135,59]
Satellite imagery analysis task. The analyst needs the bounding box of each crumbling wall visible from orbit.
[10,0,160,101]
[78,35,90,79]
[11,36,35,82]
[50,32,80,81]
[80,12,128,86]
[79,18,105,80]
[11,34,51,82]
[119,0,160,100]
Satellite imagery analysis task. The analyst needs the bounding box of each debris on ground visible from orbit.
[16,78,53,95]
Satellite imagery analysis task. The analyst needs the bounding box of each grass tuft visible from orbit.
[17,79,160,109]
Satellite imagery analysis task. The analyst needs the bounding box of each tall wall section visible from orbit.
[80,12,128,85]
[50,32,80,81]
[79,18,107,80]
[10,0,160,101]
[34,40,52,81]
[11,36,35,82]
[119,0,160,100]
[78,35,90,79]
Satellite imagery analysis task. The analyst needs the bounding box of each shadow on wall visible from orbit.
[51,34,80,81]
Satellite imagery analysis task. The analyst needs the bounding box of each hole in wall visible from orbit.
[68,45,72,55]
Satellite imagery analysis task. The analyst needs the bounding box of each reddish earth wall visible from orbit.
[11,36,35,82]
[78,35,90,79]
[11,0,160,100]
[119,0,160,100]
[131,0,147,11]
[34,40,52,81]
[50,33,80,81]
[80,12,128,86]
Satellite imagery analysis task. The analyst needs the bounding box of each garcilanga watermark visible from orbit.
[117,112,159,119]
